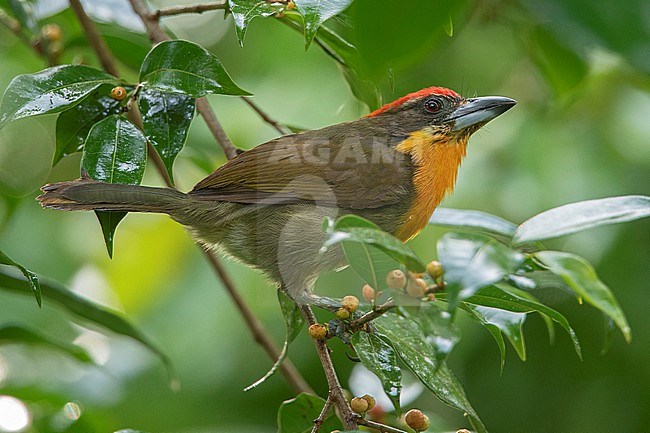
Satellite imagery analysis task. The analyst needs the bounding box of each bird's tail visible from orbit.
[37,178,188,216]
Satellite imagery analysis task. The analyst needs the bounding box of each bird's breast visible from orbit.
[394,131,467,241]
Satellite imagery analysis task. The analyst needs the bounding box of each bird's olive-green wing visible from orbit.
[190,122,414,210]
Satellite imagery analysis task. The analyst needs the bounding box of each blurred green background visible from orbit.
[0,0,649,432]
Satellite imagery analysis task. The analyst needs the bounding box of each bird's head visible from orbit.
[366,86,516,146]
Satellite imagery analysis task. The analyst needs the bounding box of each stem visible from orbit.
[310,394,333,433]
[241,97,291,135]
[68,0,120,77]
[151,1,228,19]
[350,301,396,329]
[70,0,311,395]
[356,418,407,433]
[300,305,357,430]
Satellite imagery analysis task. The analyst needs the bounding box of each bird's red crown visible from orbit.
[366,86,460,117]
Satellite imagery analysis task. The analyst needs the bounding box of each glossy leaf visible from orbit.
[403,303,460,364]
[0,268,173,375]
[429,207,517,238]
[456,285,582,359]
[140,40,250,97]
[325,215,426,272]
[245,291,304,391]
[513,196,650,244]
[468,305,527,361]
[277,393,342,433]
[0,324,93,364]
[54,84,121,165]
[228,0,286,46]
[0,248,41,307]
[437,232,523,312]
[81,115,147,257]
[293,0,353,49]
[461,305,507,372]
[374,313,486,432]
[535,251,631,342]
[139,87,195,183]
[0,65,117,129]
[351,331,402,412]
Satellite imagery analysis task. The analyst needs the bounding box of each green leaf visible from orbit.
[350,331,402,412]
[374,313,485,432]
[245,291,304,391]
[452,285,582,359]
[139,40,250,97]
[138,88,195,184]
[0,65,117,129]
[0,268,173,376]
[0,248,41,307]
[535,251,631,343]
[342,242,399,292]
[54,84,121,165]
[437,233,523,312]
[403,303,460,364]
[228,0,286,46]
[8,0,39,35]
[81,115,147,257]
[325,215,426,273]
[466,305,527,362]
[461,305,507,372]
[277,393,342,433]
[429,208,517,238]
[0,324,93,364]
[513,196,650,244]
[293,0,353,49]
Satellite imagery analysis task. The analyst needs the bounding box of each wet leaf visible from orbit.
[351,331,402,412]
[0,248,41,307]
[0,268,173,376]
[535,251,631,343]
[0,65,117,129]
[277,393,342,433]
[81,115,147,257]
[513,196,650,244]
[437,233,523,312]
[375,313,486,433]
[293,0,353,49]
[325,215,426,273]
[466,305,527,361]
[54,84,121,165]
[0,324,93,364]
[429,208,517,238]
[139,88,195,183]
[140,40,250,97]
[403,303,460,364]
[461,305,507,372]
[228,0,286,46]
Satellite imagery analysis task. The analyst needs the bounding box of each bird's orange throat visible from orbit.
[395,129,468,241]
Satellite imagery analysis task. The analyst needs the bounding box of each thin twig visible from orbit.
[350,301,396,329]
[241,97,291,135]
[311,394,333,433]
[68,0,120,77]
[300,304,357,430]
[70,0,312,395]
[357,417,407,433]
[129,0,240,160]
[151,1,228,20]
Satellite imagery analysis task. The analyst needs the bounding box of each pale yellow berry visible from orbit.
[361,394,376,411]
[386,269,407,290]
[456,430,471,433]
[41,24,63,42]
[342,295,359,313]
[406,278,427,298]
[350,397,369,414]
[362,284,376,303]
[110,86,127,101]
[405,409,430,431]
[426,260,443,280]
[336,307,350,320]
[308,323,327,340]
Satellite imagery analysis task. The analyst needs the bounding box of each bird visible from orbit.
[38,86,515,309]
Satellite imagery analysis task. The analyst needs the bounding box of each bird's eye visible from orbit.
[424,98,442,113]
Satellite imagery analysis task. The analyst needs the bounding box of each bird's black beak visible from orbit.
[448,96,516,131]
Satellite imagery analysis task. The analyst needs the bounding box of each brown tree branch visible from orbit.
[151,1,228,19]
[241,97,291,135]
[70,0,312,395]
[356,418,407,433]
[300,304,357,430]
[350,300,396,330]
